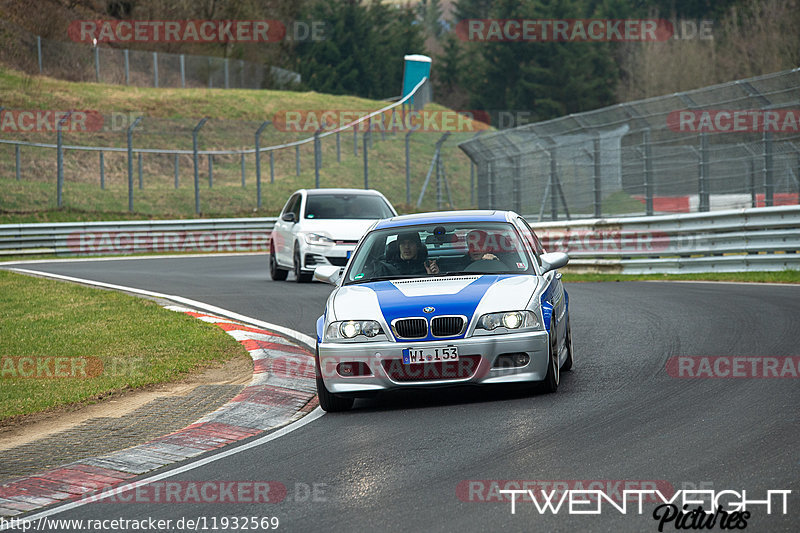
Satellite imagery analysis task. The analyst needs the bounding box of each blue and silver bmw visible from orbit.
[312,210,574,412]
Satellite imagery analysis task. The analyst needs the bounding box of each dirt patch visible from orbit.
[0,353,253,452]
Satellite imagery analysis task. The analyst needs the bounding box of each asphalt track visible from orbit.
[6,255,800,532]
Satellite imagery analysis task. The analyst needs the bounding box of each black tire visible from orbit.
[541,320,560,393]
[562,316,574,372]
[294,246,312,283]
[269,243,288,281]
[315,347,354,412]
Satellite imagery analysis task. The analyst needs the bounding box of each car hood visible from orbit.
[298,219,376,241]
[331,275,539,340]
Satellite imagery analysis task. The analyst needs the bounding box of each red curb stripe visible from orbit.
[216,323,277,336]
[241,338,312,356]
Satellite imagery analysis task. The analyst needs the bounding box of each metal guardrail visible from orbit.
[0,218,276,256]
[1,207,798,273]
[527,205,800,273]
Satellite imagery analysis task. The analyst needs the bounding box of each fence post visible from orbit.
[314,129,322,188]
[255,120,271,209]
[174,154,179,189]
[488,159,495,210]
[593,135,601,217]
[15,144,21,181]
[436,151,442,209]
[336,131,341,163]
[37,36,42,74]
[208,57,213,88]
[269,151,275,184]
[363,131,370,189]
[153,52,159,88]
[99,151,104,189]
[126,116,143,212]
[138,152,143,189]
[353,124,358,156]
[405,130,412,205]
[180,54,185,88]
[192,118,209,214]
[295,145,300,176]
[208,154,213,188]
[763,131,774,207]
[749,158,756,207]
[224,58,229,89]
[699,132,709,212]
[124,49,129,85]
[549,150,558,220]
[56,111,72,208]
[643,129,654,216]
[94,45,100,82]
[241,153,246,187]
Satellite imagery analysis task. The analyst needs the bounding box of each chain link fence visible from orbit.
[459,68,800,220]
[0,78,487,216]
[0,20,299,89]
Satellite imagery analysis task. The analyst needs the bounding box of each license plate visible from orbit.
[402,346,459,365]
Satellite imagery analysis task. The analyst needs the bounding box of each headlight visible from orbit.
[476,311,540,332]
[326,320,384,340]
[303,233,335,246]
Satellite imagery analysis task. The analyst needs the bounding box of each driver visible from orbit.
[389,232,439,275]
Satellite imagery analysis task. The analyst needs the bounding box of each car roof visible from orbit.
[374,210,513,230]
[300,188,386,197]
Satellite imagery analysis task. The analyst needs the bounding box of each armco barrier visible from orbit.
[1,207,799,273]
[527,205,800,274]
[0,218,276,256]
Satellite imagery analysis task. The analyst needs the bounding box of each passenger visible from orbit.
[464,229,499,263]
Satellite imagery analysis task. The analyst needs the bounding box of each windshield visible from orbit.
[304,194,394,220]
[344,222,535,284]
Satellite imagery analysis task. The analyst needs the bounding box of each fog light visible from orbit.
[493,353,530,368]
[337,362,371,377]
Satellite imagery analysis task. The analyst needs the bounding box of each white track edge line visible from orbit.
[8,268,316,348]
[0,408,325,527]
[1,268,324,526]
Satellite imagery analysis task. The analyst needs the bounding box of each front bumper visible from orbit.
[300,243,356,271]
[318,330,549,394]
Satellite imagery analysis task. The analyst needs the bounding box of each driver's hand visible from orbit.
[425,259,440,274]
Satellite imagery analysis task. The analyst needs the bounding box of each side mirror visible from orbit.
[281,212,296,223]
[540,251,569,274]
[313,265,342,285]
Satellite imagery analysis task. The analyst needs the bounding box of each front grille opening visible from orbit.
[381,355,481,382]
[326,256,348,266]
[392,318,428,339]
[431,316,465,337]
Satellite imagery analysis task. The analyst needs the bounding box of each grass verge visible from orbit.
[0,270,250,423]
